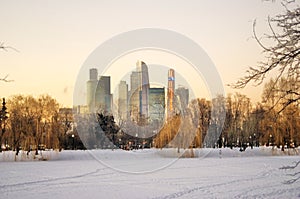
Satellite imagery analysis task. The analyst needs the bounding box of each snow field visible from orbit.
[0,147,299,199]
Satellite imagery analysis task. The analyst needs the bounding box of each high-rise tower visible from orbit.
[167,69,175,117]
[87,68,98,113]
[129,61,150,123]
[118,80,128,120]
[137,61,150,120]
[129,71,140,122]
[95,76,112,113]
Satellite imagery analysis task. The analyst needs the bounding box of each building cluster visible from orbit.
[86,68,112,113]
[84,61,189,126]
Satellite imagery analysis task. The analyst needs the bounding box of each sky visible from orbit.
[0,0,289,107]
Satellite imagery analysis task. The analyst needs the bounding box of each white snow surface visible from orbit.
[1,147,300,199]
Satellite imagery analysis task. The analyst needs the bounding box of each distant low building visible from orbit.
[73,105,88,114]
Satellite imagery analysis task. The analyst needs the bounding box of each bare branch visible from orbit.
[231,0,300,110]
[278,95,300,113]
[0,74,14,82]
[0,42,19,52]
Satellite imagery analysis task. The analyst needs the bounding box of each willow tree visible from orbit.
[7,95,61,155]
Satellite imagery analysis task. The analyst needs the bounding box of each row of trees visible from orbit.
[227,0,300,150]
[213,78,299,150]
[152,79,299,151]
[92,75,299,151]
[0,94,84,155]
[1,77,298,154]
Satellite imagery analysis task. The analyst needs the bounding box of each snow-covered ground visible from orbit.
[1,147,299,199]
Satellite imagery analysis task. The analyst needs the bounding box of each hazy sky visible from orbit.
[0,0,288,107]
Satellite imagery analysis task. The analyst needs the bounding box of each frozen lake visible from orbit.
[1,148,299,199]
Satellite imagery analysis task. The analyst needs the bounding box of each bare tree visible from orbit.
[221,93,252,149]
[232,0,300,111]
[260,77,300,148]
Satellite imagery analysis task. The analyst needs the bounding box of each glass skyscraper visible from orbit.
[86,68,112,113]
[129,61,150,123]
[86,68,98,113]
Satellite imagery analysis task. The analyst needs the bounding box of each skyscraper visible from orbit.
[129,61,150,123]
[89,68,98,80]
[149,87,165,122]
[87,68,98,113]
[129,71,140,122]
[118,80,128,121]
[95,76,112,113]
[137,61,150,120]
[167,68,175,117]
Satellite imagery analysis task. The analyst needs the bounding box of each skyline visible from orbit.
[85,62,189,125]
[0,1,290,107]
[86,62,194,104]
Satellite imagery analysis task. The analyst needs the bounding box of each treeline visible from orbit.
[154,77,300,150]
[203,93,298,150]
[95,77,300,151]
[219,77,300,150]
[0,78,299,153]
[0,94,84,155]
[93,92,299,151]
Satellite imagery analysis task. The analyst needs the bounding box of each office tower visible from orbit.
[87,68,98,113]
[89,68,98,80]
[167,69,175,117]
[175,86,189,114]
[137,61,150,120]
[129,61,150,123]
[149,87,165,122]
[118,80,128,121]
[129,71,140,122]
[95,76,112,113]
